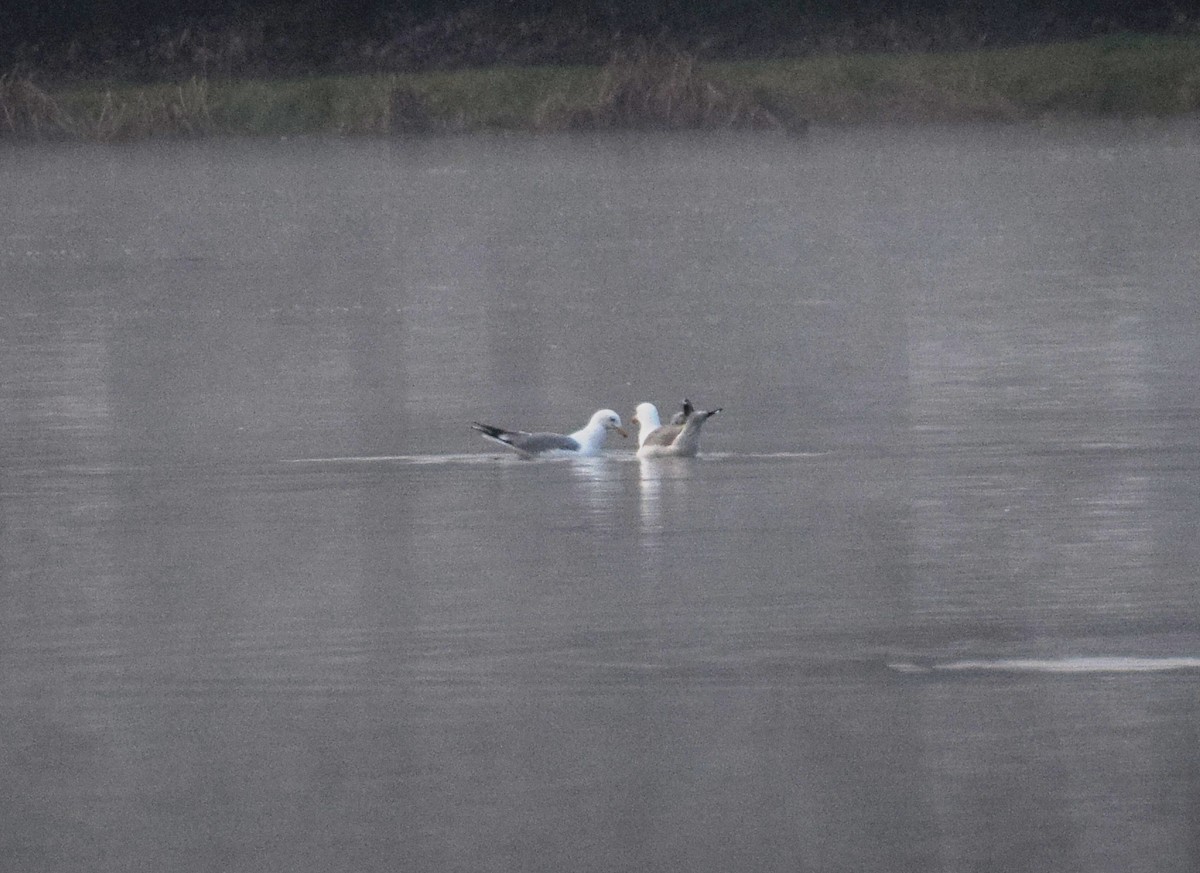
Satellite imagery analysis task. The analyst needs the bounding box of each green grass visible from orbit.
[711,34,1200,122]
[406,65,598,129]
[7,35,1200,140]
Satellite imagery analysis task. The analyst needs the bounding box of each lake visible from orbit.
[3,120,1200,872]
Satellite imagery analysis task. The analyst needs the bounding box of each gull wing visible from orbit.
[472,422,581,456]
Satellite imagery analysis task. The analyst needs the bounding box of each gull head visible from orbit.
[631,402,661,429]
[590,408,628,438]
[632,402,662,446]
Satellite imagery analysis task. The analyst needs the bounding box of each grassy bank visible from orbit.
[4,34,1199,140]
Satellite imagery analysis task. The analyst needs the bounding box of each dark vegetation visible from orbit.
[6,0,1198,83]
[3,2,1199,138]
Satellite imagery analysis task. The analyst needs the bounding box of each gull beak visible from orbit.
[615,426,629,438]
[631,415,640,426]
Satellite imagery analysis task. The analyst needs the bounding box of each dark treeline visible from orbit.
[6,0,1199,81]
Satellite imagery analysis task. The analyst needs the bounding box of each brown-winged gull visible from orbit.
[632,400,722,458]
[471,408,628,458]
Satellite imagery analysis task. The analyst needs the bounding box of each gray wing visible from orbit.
[641,424,684,447]
[508,431,582,454]
[473,422,581,455]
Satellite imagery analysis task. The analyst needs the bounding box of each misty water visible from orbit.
[3,120,1200,872]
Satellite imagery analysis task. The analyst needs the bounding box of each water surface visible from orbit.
[3,121,1200,872]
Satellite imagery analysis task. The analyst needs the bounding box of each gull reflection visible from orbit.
[568,456,619,522]
[638,457,691,553]
[638,458,663,546]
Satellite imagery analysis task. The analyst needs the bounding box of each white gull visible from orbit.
[471,408,627,458]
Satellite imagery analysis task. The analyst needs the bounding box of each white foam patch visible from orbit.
[284,453,500,465]
[285,450,831,466]
[890,656,1200,675]
[694,451,831,461]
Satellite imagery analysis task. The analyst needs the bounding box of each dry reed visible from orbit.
[84,79,216,140]
[0,74,71,137]
[541,49,801,132]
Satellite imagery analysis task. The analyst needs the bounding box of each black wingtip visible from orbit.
[471,421,503,439]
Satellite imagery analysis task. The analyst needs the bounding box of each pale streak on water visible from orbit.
[3,121,1200,873]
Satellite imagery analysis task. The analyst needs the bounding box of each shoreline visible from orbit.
[4,35,1199,141]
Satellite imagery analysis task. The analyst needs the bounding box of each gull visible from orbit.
[632,399,722,458]
[471,409,627,458]
[668,398,694,425]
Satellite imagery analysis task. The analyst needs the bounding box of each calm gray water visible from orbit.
[3,121,1200,873]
